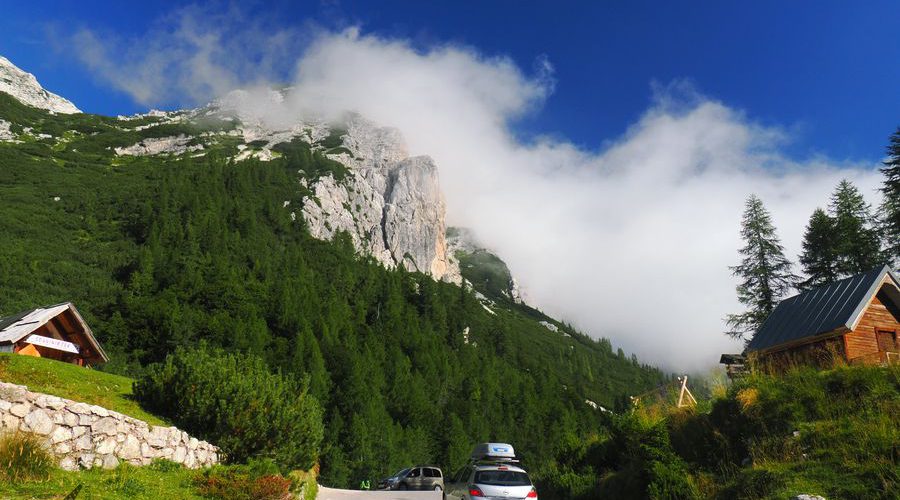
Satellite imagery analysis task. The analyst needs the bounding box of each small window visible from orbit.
[877,330,897,352]
[407,468,420,478]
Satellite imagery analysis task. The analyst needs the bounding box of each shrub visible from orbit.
[0,431,55,482]
[289,468,320,500]
[133,345,323,469]
[195,460,294,500]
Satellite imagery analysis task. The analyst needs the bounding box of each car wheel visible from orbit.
[434,485,443,491]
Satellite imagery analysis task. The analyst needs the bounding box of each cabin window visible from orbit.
[876,330,897,352]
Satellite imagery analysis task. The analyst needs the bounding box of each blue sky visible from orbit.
[1,1,897,367]
[1,1,898,162]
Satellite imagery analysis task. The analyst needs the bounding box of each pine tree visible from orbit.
[799,208,838,289]
[829,179,883,275]
[726,195,798,344]
[879,128,900,265]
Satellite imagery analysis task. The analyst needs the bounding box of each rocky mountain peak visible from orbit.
[0,56,81,114]
[301,114,461,283]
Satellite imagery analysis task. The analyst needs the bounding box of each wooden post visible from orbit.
[676,376,697,408]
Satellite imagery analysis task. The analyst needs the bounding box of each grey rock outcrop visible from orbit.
[0,381,218,470]
[0,56,80,114]
[0,119,17,142]
[114,135,204,156]
[301,115,461,283]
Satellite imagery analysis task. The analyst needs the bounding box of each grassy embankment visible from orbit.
[0,354,316,500]
[0,353,164,425]
[0,354,203,499]
[537,363,899,499]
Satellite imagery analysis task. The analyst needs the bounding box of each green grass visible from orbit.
[688,364,900,499]
[0,354,166,425]
[0,461,203,500]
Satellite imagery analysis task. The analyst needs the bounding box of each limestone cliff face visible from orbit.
[301,116,461,283]
[0,56,80,114]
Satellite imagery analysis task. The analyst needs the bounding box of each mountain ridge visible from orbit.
[0,57,80,115]
[0,54,666,490]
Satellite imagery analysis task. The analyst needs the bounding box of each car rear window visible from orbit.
[425,468,441,478]
[474,470,531,486]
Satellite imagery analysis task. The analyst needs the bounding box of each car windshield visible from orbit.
[474,470,531,486]
[395,468,410,478]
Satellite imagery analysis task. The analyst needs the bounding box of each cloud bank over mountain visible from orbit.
[64,12,884,370]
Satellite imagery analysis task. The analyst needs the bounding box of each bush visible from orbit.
[288,468,320,500]
[133,345,323,469]
[194,462,293,500]
[0,431,55,482]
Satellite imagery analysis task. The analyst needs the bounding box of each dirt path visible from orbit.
[316,486,442,500]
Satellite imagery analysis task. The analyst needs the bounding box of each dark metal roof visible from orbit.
[0,308,33,335]
[747,265,900,352]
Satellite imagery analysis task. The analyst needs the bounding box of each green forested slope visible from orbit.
[0,92,664,488]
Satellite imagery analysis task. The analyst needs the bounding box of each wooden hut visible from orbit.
[0,302,108,366]
[746,265,900,367]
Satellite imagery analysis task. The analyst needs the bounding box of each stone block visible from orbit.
[0,383,28,402]
[2,414,20,429]
[78,414,92,426]
[91,417,118,436]
[55,442,71,454]
[68,402,92,415]
[63,411,78,427]
[10,402,31,417]
[75,432,92,451]
[172,446,187,463]
[35,395,66,410]
[0,400,11,412]
[119,434,141,460]
[24,408,54,435]
[50,425,72,443]
[96,436,117,455]
[79,453,95,469]
[101,454,119,469]
[72,425,87,438]
[91,405,109,417]
[59,456,78,471]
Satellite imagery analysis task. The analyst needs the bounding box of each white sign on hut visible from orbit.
[0,302,108,367]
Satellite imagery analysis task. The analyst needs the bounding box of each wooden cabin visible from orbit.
[0,302,108,367]
[746,265,900,367]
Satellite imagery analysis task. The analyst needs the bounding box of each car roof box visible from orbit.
[471,442,516,460]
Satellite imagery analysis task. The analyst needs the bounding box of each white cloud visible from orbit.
[66,22,884,371]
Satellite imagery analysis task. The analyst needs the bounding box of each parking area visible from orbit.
[317,486,442,500]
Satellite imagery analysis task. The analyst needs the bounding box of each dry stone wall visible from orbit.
[0,381,219,470]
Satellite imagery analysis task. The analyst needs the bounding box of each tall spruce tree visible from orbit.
[799,208,838,290]
[726,195,798,344]
[879,127,900,265]
[829,179,883,275]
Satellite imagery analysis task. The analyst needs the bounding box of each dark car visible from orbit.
[390,466,444,492]
[377,468,410,490]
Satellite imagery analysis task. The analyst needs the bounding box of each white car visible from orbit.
[445,463,537,499]
[445,443,537,499]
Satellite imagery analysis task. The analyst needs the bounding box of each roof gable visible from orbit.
[747,265,900,353]
[0,302,109,363]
